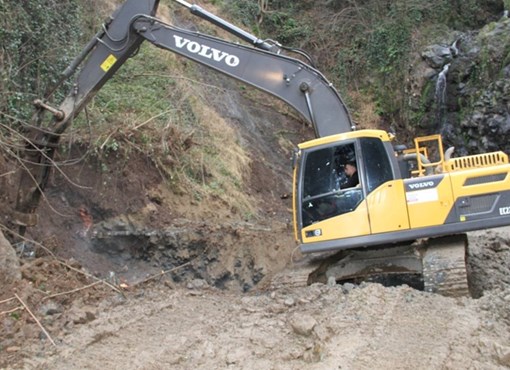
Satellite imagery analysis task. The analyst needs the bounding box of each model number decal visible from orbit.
[500,206,510,215]
[406,188,438,203]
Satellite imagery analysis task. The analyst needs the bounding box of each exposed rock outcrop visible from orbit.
[408,17,510,156]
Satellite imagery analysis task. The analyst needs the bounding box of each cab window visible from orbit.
[301,143,363,227]
[360,137,393,192]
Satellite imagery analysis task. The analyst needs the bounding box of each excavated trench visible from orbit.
[72,213,294,292]
[84,216,510,296]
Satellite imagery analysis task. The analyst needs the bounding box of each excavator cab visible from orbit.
[300,141,361,227]
[294,130,406,252]
[295,129,510,255]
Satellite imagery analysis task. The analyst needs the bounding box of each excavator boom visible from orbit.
[134,15,352,136]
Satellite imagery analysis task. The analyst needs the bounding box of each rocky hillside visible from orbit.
[409,15,510,155]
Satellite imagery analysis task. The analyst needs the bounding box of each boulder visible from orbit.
[0,230,21,284]
[421,44,453,69]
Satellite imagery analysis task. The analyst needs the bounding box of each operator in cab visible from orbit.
[341,160,359,189]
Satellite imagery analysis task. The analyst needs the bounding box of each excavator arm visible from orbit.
[14,0,352,230]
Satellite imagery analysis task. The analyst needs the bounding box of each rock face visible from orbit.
[408,17,510,156]
[0,230,21,284]
[89,215,287,291]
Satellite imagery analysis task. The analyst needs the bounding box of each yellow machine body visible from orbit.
[294,130,510,254]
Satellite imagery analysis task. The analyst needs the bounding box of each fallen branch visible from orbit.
[99,129,118,150]
[0,296,16,305]
[14,293,56,347]
[0,170,16,178]
[55,260,123,295]
[0,306,23,315]
[131,109,175,131]
[42,281,102,301]
[133,261,192,287]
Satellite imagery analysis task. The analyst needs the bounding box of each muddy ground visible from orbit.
[1,226,510,370]
[1,72,510,370]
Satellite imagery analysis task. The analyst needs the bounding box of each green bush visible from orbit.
[210,0,501,130]
[221,0,311,45]
[0,0,83,125]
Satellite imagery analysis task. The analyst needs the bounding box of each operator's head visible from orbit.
[344,161,357,177]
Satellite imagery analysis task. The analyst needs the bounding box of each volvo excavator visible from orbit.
[12,0,510,296]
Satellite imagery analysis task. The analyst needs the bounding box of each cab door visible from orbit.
[359,138,410,234]
[298,140,371,243]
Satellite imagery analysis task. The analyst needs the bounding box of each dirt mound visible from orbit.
[467,228,510,297]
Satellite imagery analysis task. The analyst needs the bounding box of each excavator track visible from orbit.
[264,254,329,290]
[421,234,470,297]
[267,264,319,290]
[265,235,470,298]
[266,246,423,291]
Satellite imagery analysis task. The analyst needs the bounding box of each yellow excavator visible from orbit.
[292,130,510,296]
[12,0,510,296]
